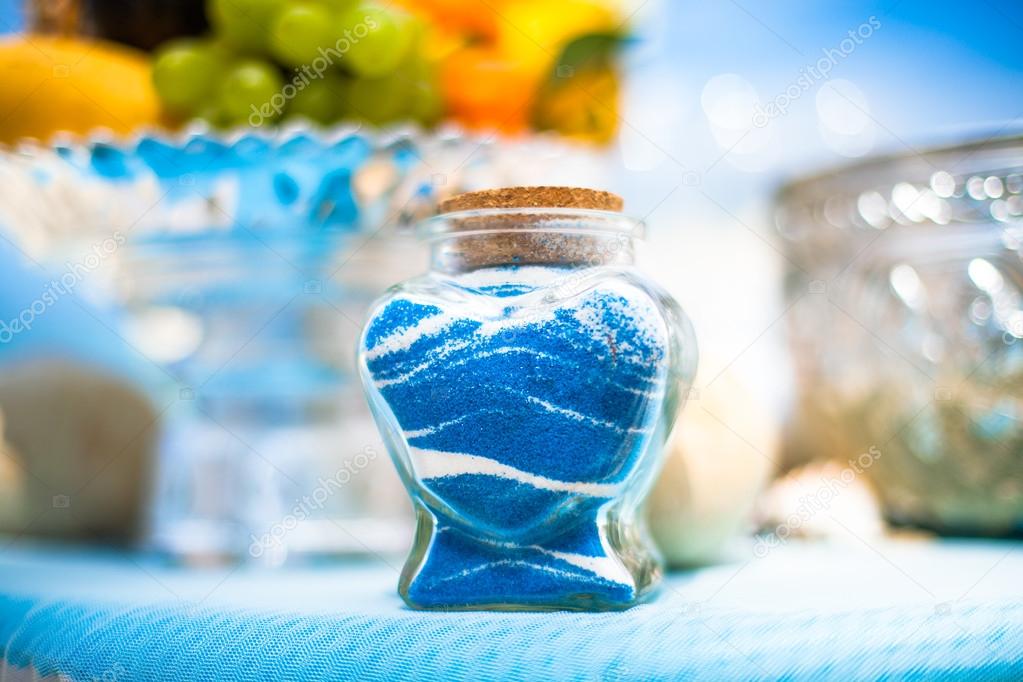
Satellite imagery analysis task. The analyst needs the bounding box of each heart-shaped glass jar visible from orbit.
[358,187,697,611]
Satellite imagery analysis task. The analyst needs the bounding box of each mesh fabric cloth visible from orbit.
[1,540,1021,680]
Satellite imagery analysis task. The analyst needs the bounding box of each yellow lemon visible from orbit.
[533,64,621,145]
[498,0,619,76]
[0,35,163,145]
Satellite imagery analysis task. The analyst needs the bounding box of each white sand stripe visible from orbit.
[373,339,473,388]
[375,344,550,389]
[366,307,560,362]
[403,412,481,439]
[434,527,632,585]
[397,388,654,439]
[368,281,669,374]
[377,343,666,400]
[435,559,585,584]
[413,448,620,497]
[365,312,457,360]
[524,395,652,435]
[537,548,633,585]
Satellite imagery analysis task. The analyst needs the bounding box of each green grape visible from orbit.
[409,72,443,125]
[269,2,336,67]
[220,59,285,126]
[196,101,234,129]
[400,55,443,125]
[334,3,414,78]
[316,0,359,11]
[152,39,223,115]
[207,0,286,52]
[287,74,348,124]
[345,72,408,124]
[206,37,242,63]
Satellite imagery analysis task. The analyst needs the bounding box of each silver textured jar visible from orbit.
[776,132,1023,535]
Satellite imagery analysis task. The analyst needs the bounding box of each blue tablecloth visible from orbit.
[1,538,1021,680]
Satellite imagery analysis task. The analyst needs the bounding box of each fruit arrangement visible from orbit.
[0,1,628,145]
[150,0,628,142]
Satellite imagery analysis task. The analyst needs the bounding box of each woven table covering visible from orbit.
[0,539,1021,681]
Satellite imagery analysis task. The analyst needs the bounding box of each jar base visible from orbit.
[398,507,661,612]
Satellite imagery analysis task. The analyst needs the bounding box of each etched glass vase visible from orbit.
[358,187,697,610]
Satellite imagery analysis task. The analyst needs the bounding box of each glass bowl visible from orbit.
[775,131,1023,536]
[0,124,614,562]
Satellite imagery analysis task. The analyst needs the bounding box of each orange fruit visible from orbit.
[0,35,162,145]
[392,0,507,40]
[440,46,538,133]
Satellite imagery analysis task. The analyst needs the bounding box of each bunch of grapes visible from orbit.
[152,0,442,128]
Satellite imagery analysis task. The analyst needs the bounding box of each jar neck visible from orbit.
[429,231,635,273]
[419,208,643,275]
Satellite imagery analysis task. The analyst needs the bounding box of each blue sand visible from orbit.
[362,268,669,609]
[407,523,635,609]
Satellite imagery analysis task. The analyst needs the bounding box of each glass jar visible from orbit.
[775,132,1023,535]
[358,187,698,611]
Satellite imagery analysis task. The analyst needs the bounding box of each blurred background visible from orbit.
[0,0,1021,567]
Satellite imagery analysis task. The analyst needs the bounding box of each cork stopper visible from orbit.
[439,186,624,213]
[428,186,635,273]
